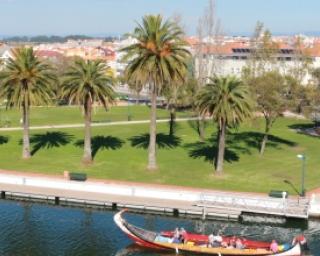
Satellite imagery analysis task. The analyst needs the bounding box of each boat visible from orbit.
[114,210,302,256]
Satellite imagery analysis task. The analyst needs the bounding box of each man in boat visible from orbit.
[171,228,180,243]
[208,234,223,248]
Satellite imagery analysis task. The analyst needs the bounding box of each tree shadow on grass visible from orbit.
[75,136,124,158]
[231,131,297,151]
[29,132,74,156]
[288,123,320,138]
[186,141,240,163]
[129,133,181,149]
[184,134,249,164]
[184,131,296,164]
[288,123,316,130]
[0,136,9,145]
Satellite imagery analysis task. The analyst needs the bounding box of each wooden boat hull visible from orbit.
[114,210,301,256]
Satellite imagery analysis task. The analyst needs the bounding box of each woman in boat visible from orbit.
[228,236,237,249]
[270,240,279,253]
[178,228,187,243]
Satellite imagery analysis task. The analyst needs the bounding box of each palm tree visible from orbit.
[122,14,190,170]
[196,76,253,174]
[0,47,56,159]
[61,59,115,164]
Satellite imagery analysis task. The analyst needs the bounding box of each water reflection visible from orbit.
[0,200,318,256]
[114,244,174,256]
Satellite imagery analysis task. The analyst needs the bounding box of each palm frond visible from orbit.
[60,59,115,110]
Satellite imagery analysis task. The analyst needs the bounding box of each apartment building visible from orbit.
[192,36,320,85]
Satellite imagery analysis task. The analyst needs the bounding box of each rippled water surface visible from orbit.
[0,200,319,256]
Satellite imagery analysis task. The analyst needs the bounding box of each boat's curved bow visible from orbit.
[114,209,166,250]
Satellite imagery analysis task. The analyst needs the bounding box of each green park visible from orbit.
[0,105,318,194]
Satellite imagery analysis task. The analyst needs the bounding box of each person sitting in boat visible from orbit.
[208,234,214,247]
[171,228,181,243]
[208,234,222,248]
[179,228,187,243]
[235,238,245,249]
[270,240,279,253]
[228,236,237,249]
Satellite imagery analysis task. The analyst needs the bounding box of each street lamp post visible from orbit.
[297,154,306,197]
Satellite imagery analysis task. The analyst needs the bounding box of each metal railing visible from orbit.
[198,193,309,218]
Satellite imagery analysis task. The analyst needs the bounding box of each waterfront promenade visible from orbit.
[0,169,315,220]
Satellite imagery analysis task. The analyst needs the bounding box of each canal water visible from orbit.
[0,200,319,256]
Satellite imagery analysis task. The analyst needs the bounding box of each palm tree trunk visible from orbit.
[196,115,205,142]
[215,120,226,174]
[169,105,176,136]
[83,98,92,164]
[22,102,31,159]
[148,85,157,171]
[260,118,271,155]
[136,91,140,105]
[199,116,206,141]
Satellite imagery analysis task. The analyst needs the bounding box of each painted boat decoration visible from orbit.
[114,210,302,256]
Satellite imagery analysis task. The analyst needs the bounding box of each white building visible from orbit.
[193,38,320,85]
[0,44,12,63]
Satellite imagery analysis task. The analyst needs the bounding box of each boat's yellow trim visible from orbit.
[154,242,272,255]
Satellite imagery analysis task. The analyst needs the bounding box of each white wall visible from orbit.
[195,56,319,85]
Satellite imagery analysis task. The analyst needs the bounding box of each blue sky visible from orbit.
[0,0,319,36]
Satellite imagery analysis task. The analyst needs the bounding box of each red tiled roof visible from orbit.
[200,41,250,55]
[305,43,320,57]
[184,37,199,46]
[35,50,64,58]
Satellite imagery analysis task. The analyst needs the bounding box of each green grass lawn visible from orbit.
[0,105,192,127]
[0,115,319,194]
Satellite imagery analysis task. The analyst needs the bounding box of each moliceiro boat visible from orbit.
[114,210,303,256]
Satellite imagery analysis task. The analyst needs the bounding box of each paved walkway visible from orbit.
[0,169,311,219]
[0,169,264,197]
[0,117,198,132]
[0,169,240,219]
